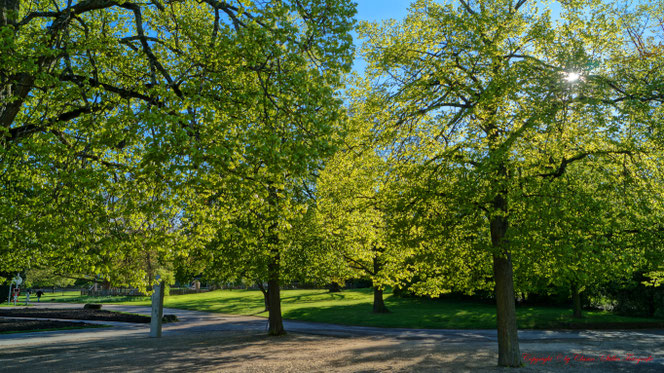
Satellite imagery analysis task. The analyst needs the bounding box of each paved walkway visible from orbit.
[1,302,663,372]
[3,302,663,344]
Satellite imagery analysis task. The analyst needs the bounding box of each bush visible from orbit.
[328,282,343,293]
[344,278,373,289]
[612,286,664,317]
[162,314,178,323]
[597,272,664,318]
[518,286,575,307]
[0,285,9,303]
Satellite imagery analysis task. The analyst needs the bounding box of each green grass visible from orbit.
[42,288,664,330]
[1,291,89,307]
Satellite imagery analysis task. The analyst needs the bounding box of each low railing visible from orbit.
[167,287,210,296]
[80,288,146,297]
[80,287,211,297]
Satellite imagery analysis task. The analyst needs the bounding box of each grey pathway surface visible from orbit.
[4,302,661,345]
[1,302,663,372]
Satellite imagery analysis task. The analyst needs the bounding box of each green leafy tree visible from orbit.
[317,87,414,313]
[1,0,356,310]
[606,4,664,288]
[511,153,657,318]
[358,0,663,366]
[0,0,222,285]
[23,267,75,288]
[165,0,357,335]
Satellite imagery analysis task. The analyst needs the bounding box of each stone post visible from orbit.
[150,281,164,338]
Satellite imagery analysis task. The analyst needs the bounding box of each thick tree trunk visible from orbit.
[328,281,342,293]
[371,257,389,313]
[257,281,269,312]
[267,255,286,335]
[493,254,520,367]
[1,1,38,133]
[266,185,285,336]
[265,185,285,336]
[648,291,656,317]
[1,0,19,129]
[490,190,520,367]
[572,283,583,319]
[267,258,285,335]
[372,286,389,313]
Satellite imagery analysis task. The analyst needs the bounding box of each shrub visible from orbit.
[162,314,178,323]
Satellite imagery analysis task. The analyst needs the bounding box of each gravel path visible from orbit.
[0,303,662,372]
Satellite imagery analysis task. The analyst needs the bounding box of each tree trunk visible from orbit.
[102,278,111,290]
[493,254,520,367]
[0,0,19,129]
[490,191,520,367]
[267,258,285,335]
[372,286,389,313]
[648,291,656,317]
[371,256,389,313]
[1,0,38,133]
[266,185,285,336]
[572,283,583,319]
[328,281,342,293]
[265,185,285,336]
[257,281,269,312]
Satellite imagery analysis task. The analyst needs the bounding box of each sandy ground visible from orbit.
[0,303,662,372]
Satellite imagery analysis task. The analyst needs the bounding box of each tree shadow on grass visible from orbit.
[280,292,346,303]
[165,295,265,315]
[283,302,498,330]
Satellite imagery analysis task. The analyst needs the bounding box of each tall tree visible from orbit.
[1,0,356,300]
[358,0,662,366]
[317,87,414,313]
[167,0,357,335]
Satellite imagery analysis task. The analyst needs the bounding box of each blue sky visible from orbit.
[355,0,412,22]
[350,1,564,72]
[352,1,412,72]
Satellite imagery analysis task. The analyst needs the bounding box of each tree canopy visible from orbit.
[1,0,356,293]
[356,0,664,366]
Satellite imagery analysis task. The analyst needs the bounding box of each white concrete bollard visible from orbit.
[150,281,164,338]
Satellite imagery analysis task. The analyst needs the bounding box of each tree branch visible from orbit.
[537,150,633,179]
[50,129,126,169]
[341,253,374,275]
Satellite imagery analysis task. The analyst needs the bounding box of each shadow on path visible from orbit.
[0,303,662,372]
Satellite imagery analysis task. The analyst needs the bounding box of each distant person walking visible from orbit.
[11,287,19,305]
[25,289,32,305]
[36,289,44,302]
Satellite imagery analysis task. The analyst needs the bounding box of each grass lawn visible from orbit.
[38,288,664,330]
[1,290,84,307]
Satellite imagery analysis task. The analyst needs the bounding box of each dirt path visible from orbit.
[0,303,662,372]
